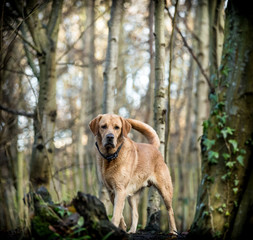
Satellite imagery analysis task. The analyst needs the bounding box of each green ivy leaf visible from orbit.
[215,193,221,199]
[218,207,223,213]
[221,174,227,181]
[225,211,230,216]
[221,127,234,139]
[228,139,239,153]
[210,93,218,104]
[208,151,219,164]
[233,187,238,194]
[202,120,210,132]
[226,161,236,169]
[204,139,216,151]
[77,216,84,227]
[237,155,244,166]
[240,149,246,155]
[217,113,227,125]
[222,153,230,160]
[234,179,239,186]
[207,176,215,183]
[203,211,209,217]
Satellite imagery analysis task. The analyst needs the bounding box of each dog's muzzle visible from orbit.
[104,133,115,148]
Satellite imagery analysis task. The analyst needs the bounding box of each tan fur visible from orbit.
[89,114,177,233]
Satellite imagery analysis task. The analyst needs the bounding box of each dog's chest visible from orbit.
[101,160,134,190]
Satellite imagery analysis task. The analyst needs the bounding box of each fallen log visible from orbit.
[73,191,128,239]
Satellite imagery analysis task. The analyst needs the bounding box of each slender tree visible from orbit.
[208,0,225,82]
[102,0,125,114]
[190,1,253,239]
[0,43,20,231]
[15,0,64,190]
[76,0,95,193]
[145,0,155,125]
[146,0,166,228]
[192,0,210,182]
[101,0,125,213]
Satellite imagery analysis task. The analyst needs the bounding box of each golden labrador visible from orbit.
[89,114,177,233]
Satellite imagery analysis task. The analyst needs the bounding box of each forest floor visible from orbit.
[0,229,187,240]
[129,231,187,240]
[1,190,189,240]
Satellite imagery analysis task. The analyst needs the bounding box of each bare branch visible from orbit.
[0,104,34,118]
[57,7,110,62]
[6,21,41,54]
[47,0,64,37]
[166,8,214,93]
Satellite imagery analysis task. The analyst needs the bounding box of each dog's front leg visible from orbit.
[108,190,126,231]
[111,190,126,228]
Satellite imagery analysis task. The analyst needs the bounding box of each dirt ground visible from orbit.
[129,230,187,240]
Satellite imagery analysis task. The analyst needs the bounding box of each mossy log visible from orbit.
[73,191,128,240]
[26,188,128,239]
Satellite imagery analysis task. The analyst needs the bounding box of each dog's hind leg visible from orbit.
[127,193,140,233]
[155,168,177,234]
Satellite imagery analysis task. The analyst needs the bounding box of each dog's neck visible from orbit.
[95,142,124,162]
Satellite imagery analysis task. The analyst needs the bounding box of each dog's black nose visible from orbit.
[106,133,114,141]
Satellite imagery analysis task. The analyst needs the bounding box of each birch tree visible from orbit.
[146,0,166,228]
[190,1,253,238]
[192,0,210,182]
[208,0,225,81]
[12,0,64,190]
[102,0,124,114]
[101,0,125,212]
[0,39,20,231]
[75,0,95,193]
[145,0,155,125]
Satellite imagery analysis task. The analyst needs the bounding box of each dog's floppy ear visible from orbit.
[120,117,132,138]
[89,114,102,136]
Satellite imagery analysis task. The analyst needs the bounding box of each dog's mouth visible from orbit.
[104,142,115,149]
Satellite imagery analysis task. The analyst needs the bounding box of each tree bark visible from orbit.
[208,0,225,81]
[25,0,63,190]
[102,0,124,114]
[190,1,253,239]
[101,0,125,214]
[192,0,210,183]
[0,32,22,231]
[145,0,155,126]
[146,0,166,229]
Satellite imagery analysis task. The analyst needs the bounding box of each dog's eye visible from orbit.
[114,126,120,130]
[101,125,107,129]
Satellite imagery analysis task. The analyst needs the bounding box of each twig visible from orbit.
[3,68,34,77]
[0,104,34,118]
[166,8,215,93]
[6,21,41,54]
[57,7,110,62]
[165,0,179,164]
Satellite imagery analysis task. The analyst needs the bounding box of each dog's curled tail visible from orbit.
[126,119,160,149]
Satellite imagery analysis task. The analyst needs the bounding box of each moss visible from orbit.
[32,215,57,239]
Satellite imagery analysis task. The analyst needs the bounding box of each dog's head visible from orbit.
[89,114,131,149]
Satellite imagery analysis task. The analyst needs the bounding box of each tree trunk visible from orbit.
[190,1,253,239]
[102,0,124,114]
[101,0,125,214]
[192,0,210,183]
[26,0,63,190]
[76,0,95,194]
[146,0,166,229]
[208,0,225,81]
[145,0,155,125]
[0,34,22,231]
